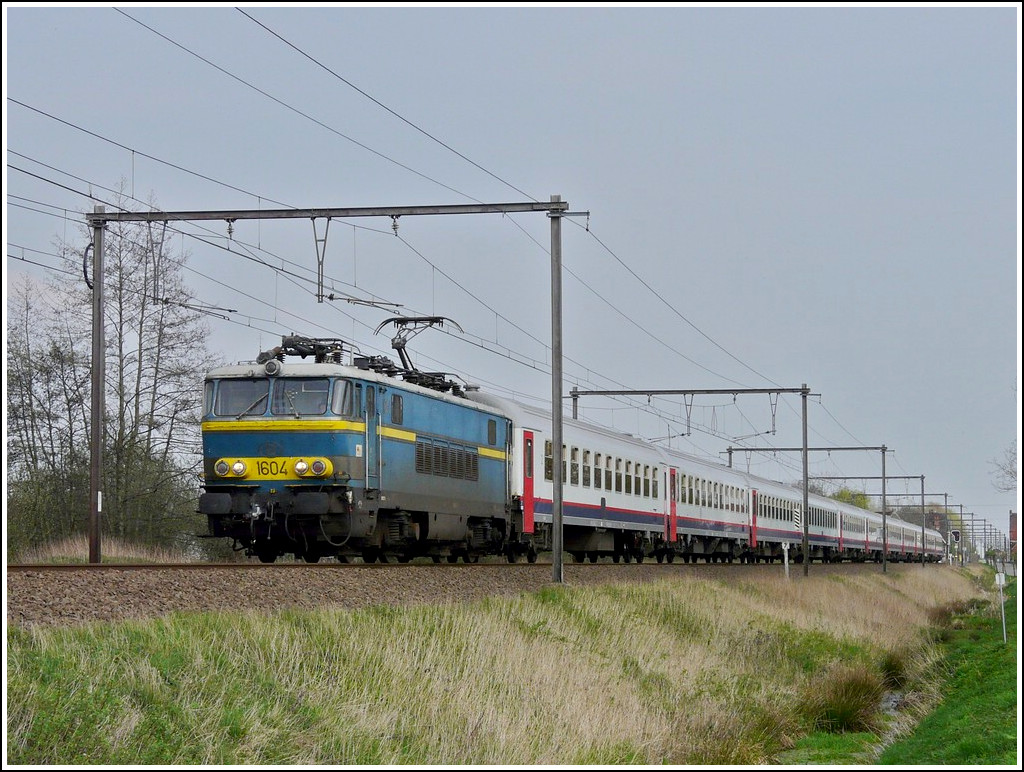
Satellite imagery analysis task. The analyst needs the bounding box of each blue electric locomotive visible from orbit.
[198,335,512,563]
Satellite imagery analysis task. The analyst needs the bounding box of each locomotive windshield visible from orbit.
[271,378,330,416]
[209,377,350,417]
[213,378,268,417]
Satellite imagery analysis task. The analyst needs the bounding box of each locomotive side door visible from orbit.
[365,383,380,490]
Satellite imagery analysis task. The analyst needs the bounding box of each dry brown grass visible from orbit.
[10,534,188,564]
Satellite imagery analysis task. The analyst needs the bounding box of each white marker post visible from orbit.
[995,572,1007,644]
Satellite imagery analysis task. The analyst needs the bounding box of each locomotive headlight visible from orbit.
[214,460,230,477]
[231,460,247,477]
[294,459,309,475]
[310,459,331,476]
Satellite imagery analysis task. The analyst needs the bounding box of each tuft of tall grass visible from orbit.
[801,661,885,734]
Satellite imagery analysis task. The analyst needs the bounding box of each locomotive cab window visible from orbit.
[203,381,215,415]
[391,394,404,425]
[488,420,497,446]
[332,380,354,415]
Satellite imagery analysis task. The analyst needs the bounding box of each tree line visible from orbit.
[7,198,225,561]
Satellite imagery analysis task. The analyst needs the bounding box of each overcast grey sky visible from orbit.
[4,4,1020,539]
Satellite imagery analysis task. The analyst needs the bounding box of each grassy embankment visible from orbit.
[6,545,1014,765]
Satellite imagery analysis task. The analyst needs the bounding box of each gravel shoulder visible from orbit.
[6,562,719,629]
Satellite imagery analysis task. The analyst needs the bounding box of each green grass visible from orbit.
[876,573,1017,765]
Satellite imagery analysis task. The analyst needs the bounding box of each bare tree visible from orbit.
[991,439,1017,493]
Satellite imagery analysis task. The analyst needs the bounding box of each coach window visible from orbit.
[544,440,553,482]
[643,465,651,497]
[391,394,404,425]
[615,459,623,493]
[625,461,633,494]
[583,450,591,487]
[652,467,659,499]
[525,438,533,479]
[562,445,568,483]
[593,453,602,490]
[605,457,613,490]
[571,447,580,486]
[634,464,641,496]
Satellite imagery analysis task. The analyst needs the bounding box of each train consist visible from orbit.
[198,329,945,565]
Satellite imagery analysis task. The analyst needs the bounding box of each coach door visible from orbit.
[522,431,535,533]
[750,489,759,548]
[667,468,678,543]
